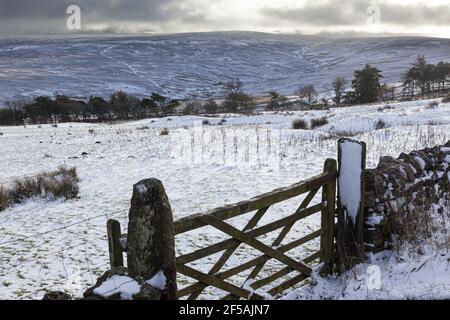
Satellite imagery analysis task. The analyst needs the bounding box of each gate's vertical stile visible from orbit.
[320,159,337,275]
[106,219,124,268]
[337,139,367,271]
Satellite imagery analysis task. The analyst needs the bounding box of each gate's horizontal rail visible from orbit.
[177,230,321,298]
[246,251,321,292]
[174,172,335,235]
[176,202,324,265]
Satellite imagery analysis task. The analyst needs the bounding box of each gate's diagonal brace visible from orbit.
[200,215,312,277]
[187,206,270,300]
[246,189,319,279]
[222,188,319,300]
[177,264,265,300]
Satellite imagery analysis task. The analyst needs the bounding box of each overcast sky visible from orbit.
[1,0,449,37]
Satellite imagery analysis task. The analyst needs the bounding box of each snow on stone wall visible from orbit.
[364,141,450,252]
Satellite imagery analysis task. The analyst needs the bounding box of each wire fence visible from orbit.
[0,208,129,300]
[0,209,127,246]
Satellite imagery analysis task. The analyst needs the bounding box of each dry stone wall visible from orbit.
[363,141,450,252]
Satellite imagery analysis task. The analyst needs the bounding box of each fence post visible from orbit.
[106,219,124,268]
[126,178,178,300]
[320,159,337,275]
[336,138,366,272]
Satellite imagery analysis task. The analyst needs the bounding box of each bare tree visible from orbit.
[223,79,244,95]
[295,84,318,106]
[204,99,218,115]
[268,91,288,110]
[5,101,26,125]
[223,79,255,114]
[332,77,347,107]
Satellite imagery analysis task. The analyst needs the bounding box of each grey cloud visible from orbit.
[261,1,368,27]
[0,0,184,32]
[260,0,450,28]
[0,0,449,34]
[380,3,450,26]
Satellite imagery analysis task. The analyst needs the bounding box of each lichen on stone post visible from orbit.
[126,178,178,300]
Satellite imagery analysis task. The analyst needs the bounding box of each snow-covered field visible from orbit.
[285,242,450,300]
[0,98,450,299]
[285,200,450,301]
[1,32,450,102]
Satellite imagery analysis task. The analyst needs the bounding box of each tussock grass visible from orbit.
[37,166,79,200]
[326,129,363,139]
[9,177,41,203]
[0,186,9,211]
[0,166,80,212]
[310,117,329,129]
[375,119,388,130]
[425,101,439,109]
[292,119,308,130]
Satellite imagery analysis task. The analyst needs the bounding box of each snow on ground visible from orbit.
[93,275,140,300]
[284,247,450,300]
[285,202,450,300]
[0,98,449,299]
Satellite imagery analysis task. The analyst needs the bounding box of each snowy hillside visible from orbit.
[0,98,449,299]
[0,32,450,103]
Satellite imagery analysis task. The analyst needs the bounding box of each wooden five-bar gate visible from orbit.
[107,158,338,300]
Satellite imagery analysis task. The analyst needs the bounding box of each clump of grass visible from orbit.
[160,128,169,136]
[202,120,210,126]
[310,117,328,129]
[426,101,439,109]
[375,119,388,130]
[1,166,80,212]
[0,186,10,211]
[427,120,444,126]
[9,177,41,204]
[326,129,365,139]
[442,95,450,103]
[378,105,391,112]
[292,119,308,130]
[37,166,80,200]
[389,207,436,246]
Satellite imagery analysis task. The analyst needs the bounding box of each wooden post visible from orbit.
[127,179,177,300]
[107,219,124,268]
[320,159,337,275]
[337,138,366,271]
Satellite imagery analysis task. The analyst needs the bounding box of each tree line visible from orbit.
[0,81,258,125]
[0,92,183,125]
[290,55,449,109]
[401,55,450,97]
[0,55,449,126]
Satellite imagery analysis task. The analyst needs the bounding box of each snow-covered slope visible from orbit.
[0,98,449,299]
[0,32,450,103]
